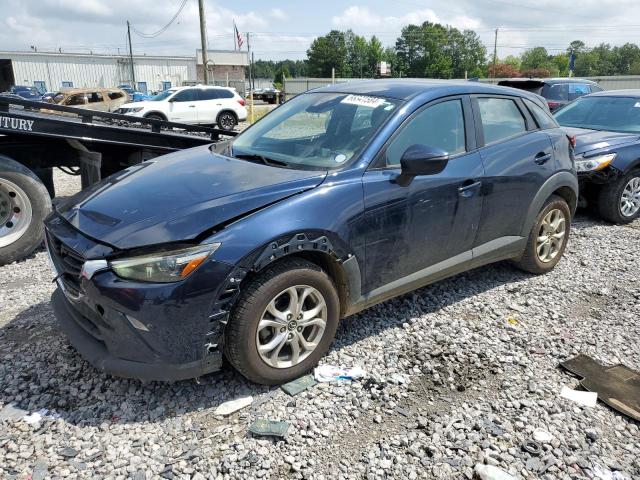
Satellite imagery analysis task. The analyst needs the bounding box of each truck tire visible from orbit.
[596,169,640,224]
[0,156,52,266]
[224,257,340,385]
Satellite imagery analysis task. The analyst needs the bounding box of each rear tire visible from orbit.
[144,113,166,121]
[216,111,237,131]
[0,156,52,266]
[224,257,340,385]
[514,195,570,274]
[596,169,640,224]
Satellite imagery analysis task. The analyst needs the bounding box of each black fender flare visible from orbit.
[520,171,578,238]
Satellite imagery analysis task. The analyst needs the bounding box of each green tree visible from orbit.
[306,30,348,77]
[345,30,369,77]
[521,47,551,71]
[503,55,521,70]
[367,35,384,77]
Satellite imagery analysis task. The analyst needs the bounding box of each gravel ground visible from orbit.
[1,169,639,479]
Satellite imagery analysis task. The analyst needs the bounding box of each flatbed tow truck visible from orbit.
[0,96,236,265]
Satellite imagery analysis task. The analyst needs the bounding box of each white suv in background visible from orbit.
[116,86,248,130]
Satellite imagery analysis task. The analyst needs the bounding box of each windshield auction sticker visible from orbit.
[341,94,386,108]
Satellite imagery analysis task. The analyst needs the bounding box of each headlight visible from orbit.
[575,153,616,172]
[130,107,144,113]
[109,243,220,283]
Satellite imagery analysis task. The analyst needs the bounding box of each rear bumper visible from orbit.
[51,289,223,382]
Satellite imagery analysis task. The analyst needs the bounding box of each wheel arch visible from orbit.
[143,111,167,120]
[520,171,579,238]
[236,231,362,319]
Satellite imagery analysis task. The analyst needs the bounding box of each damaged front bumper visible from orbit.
[46,215,242,382]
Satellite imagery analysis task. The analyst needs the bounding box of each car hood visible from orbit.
[562,127,640,155]
[55,145,327,250]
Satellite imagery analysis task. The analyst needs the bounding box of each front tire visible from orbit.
[514,195,570,274]
[596,169,640,224]
[224,258,340,385]
[0,156,52,266]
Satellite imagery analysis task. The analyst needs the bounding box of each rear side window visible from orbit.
[568,83,591,101]
[523,98,558,129]
[65,94,86,106]
[88,92,103,103]
[385,100,466,167]
[199,89,221,100]
[477,97,527,144]
[542,84,568,101]
[218,89,234,99]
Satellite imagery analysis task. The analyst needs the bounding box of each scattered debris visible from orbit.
[58,447,79,458]
[521,440,541,456]
[532,428,553,443]
[506,316,519,326]
[474,463,517,480]
[560,354,640,420]
[214,396,253,416]
[314,365,366,382]
[591,463,630,480]
[281,375,317,396]
[0,404,28,422]
[22,408,60,425]
[248,419,289,438]
[560,386,598,407]
[482,419,505,436]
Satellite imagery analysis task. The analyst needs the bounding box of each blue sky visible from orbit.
[0,0,639,60]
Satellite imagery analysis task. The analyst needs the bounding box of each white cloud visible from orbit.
[42,0,113,17]
[269,8,288,21]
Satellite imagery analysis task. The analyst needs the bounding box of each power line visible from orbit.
[131,0,189,38]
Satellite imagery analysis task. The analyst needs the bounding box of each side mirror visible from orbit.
[400,144,449,176]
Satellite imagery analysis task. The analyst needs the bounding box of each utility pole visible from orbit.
[198,0,208,84]
[127,20,136,86]
[492,28,498,79]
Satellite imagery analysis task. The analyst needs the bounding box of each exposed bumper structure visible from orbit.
[51,289,222,382]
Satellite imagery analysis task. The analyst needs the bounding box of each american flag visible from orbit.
[234,22,244,50]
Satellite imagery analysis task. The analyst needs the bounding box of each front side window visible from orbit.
[65,94,86,106]
[478,97,527,144]
[523,98,558,130]
[88,92,103,103]
[171,89,198,102]
[108,91,124,100]
[554,96,640,133]
[543,83,568,101]
[232,92,400,170]
[385,100,466,167]
[151,90,175,101]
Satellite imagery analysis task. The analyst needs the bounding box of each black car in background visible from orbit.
[554,90,640,223]
[499,78,602,112]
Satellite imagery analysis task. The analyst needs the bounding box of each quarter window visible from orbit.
[523,98,558,130]
[478,97,526,144]
[385,100,466,167]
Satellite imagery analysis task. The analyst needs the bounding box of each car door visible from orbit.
[168,88,199,123]
[472,95,555,247]
[197,88,221,123]
[362,96,484,293]
[87,91,108,112]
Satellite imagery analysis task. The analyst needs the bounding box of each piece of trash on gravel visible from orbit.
[522,439,541,456]
[281,374,317,396]
[0,404,28,421]
[592,462,631,480]
[314,365,366,382]
[248,419,289,438]
[23,408,60,425]
[560,386,598,407]
[214,396,253,416]
[474,463,517,480]
[560,354,640,420]
[532,428,553,443]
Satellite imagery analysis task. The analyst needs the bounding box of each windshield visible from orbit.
[232,92,400,169]
[555,96,640,133]
[151,90,175,101]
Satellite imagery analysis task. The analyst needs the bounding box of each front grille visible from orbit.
[46,231,85,296]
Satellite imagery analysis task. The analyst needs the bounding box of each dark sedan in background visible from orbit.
[555,90,640,223]
[499,78,602,112]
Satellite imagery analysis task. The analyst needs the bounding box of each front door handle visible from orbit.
[534,152,552,165]
[188,105,196,108]
[458,180,482,198]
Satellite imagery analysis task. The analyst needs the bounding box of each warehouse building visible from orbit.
[0,50,248,94]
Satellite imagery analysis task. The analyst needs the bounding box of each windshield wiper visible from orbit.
[233,153,290,168]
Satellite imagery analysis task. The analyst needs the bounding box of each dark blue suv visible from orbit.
[45,80,578,385]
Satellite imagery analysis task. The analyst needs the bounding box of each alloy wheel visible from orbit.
[620,176,640,217]
[256,285,327,369]
[0,179,33,248]
[219,113,235,130]
[536,208,566,263]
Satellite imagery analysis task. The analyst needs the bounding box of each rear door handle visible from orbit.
[534,152,552,165]
[458,180,482,198]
